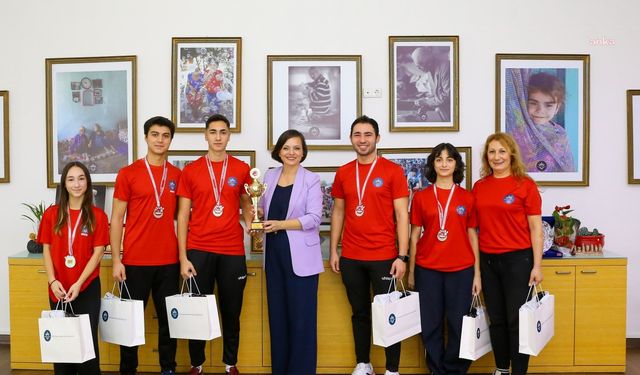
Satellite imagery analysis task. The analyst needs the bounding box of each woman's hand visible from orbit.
[529,265,544,286]
[50,280,66,301]
[407,270,415,290]
[472,274,482,296]
[262,220,282,233]
[64,282,81,302]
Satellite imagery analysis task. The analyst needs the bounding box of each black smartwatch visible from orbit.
[397,255,409,263]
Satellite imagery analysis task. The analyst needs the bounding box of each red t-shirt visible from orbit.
[410,185,476,272]
[177,155,251,255]
[332,157,409,261]
[38,205,109,301]
[472,175,542,254]
[113,159,181,266]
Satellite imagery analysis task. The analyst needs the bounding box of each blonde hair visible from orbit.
[480,132,529,179]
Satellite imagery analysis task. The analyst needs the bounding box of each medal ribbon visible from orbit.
[355,157,378,209]
[67,208,83,258]
[206,154,228,208]
[144,157,168,210]
[434,184,455,234]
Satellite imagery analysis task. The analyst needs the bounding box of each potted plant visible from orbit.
[21,202,49,253]
[552,205,580,250]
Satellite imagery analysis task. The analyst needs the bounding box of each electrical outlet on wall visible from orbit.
[363,88,382,98]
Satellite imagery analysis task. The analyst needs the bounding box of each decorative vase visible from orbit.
[27,239,43,254]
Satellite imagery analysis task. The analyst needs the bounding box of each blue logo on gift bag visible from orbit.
[169,180,177,193]
[102,311,109,322]
[227,176,238,187]
[503,194,515,204]
[44,330,51,342]
[537,320,542,333]
[388,313,396,325]
[456,205,466,215]
[171,308,179,319]
[476,328,481,339]
[373,178,383,187]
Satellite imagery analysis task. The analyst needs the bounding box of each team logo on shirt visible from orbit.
[503,194,515,204]
[169,180,177,193]
[102,311,109,322]
[227,176,238,187]
[170,308,179,319]
[81,226,89,236]
[388,313,396,325]
[372,177,383,187]
[43,330,51,342]
[536,160,548,172]
[456,205,466,216]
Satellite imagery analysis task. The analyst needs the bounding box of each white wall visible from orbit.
[1,0,639,336]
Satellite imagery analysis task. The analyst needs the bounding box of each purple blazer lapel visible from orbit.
[286,166,305,218]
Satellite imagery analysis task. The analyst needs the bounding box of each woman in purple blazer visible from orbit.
[260,129,323,375]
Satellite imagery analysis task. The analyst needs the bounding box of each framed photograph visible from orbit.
[627,90,640,184]
[267,55,362,150]
[496,54,590,186]
[389,36,459,132]
[172,37,242,133]
[0,91,9,183]
[307,166,338,230]
[167,150,256,170]
[378,147,472,207]
[46,56,137,187]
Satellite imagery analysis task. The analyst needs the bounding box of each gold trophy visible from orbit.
[244,168,267,231]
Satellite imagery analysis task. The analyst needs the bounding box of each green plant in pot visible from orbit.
[21,202,49,253]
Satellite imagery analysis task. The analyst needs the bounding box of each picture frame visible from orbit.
[307,166,338,231]
[0,91,9,183]
[167,149,256,170]
[389,36,459,132]
[378,147,472,207]
[496,54,590,186]
[45,56,137,187]
[172,37,242,133]
[627,90,640,184]
[267,55,362,150]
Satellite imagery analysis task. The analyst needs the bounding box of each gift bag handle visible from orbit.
[110,281,133,300]
[386,277,409,296]
[180,275,203,295]
[523,283,545,306]
[54,300,76,316]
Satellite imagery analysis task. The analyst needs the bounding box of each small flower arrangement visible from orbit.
[574,226,605,254]
[552,205,580,249]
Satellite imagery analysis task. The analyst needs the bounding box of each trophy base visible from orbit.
[251,221,264,231]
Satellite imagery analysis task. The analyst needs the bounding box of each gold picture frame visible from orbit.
[45,55,137,187]
[627,90,640,184]
[171,37,242,133]
[389,35,459,132]
[0,91,9,183]
[496,53,590,186]
[267,55,362,150]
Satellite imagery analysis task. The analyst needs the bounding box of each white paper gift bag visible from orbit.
[459,295,492,360]
[372,278,421,347]
[519,284,555,356]
[165,277,221,340]
[99,281,145,347]
[39,302,96,363]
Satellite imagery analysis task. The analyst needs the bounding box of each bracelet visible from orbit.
[48,279,58,287]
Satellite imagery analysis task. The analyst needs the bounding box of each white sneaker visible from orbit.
[352,362,375,375]
[384,371,399,375]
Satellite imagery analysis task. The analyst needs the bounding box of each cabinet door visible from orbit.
[575,265,626,365]
[529,266,575,366]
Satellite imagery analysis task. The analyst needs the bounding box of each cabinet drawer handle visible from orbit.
[152,315,158,320]
[152,348,159,353]
[247,272,257,277]
[581,270,598,274]
[37,270,47,274]
[555,271,572,275]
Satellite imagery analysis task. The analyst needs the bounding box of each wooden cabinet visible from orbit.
[9,253,627,373]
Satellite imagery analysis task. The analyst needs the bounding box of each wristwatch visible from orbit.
[397,255,409,263]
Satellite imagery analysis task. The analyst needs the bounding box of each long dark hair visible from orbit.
[54,162,96,235]
[424,143,465,184]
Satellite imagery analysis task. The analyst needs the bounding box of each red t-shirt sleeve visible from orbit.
[390,165,410,199]
[524,179,542,215]
[176,165,193,200]
[409,191,423,226]
[37,207,54,245]
[113,168,131,202]
[467,194,478,228]
[332,168,345,199]
[92,209,110,247]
